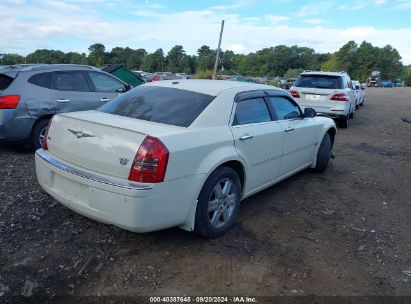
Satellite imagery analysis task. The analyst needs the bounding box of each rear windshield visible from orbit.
[294,75,343,89]
[0,74,14,90]
[99,86,215,127]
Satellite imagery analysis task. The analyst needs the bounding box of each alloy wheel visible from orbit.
[39,126,47,147]
[207,178,237,228]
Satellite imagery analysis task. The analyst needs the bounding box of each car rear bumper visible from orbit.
[299,102,350,118]
[0,109,33,143]
[35,149,204,233]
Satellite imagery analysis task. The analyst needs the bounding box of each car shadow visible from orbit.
[0,143,32,155]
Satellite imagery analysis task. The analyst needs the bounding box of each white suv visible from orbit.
[289,71,357,128]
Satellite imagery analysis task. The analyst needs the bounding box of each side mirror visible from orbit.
[115,85,130,94]
[304,107,316,118]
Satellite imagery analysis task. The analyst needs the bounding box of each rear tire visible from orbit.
[338,115,348,128]
[31,119,50,151]
[349,107,355,119]
[313,133,332,172]
[195,167,241,238]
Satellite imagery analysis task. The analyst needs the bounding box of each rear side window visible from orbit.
[99,86,215,127]
[53,71,90,92]
[88,71,125,93]
[28,72,52,89]
[233,97,271,125]
[294,75,343,89]
[0,74,13,90]
[268,96,301,120]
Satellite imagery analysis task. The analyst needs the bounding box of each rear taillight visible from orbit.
[289,90,300,98]
[0,95,20,109]
[128,136,169,183]
[41,118,53,150]
[330,93,349,101]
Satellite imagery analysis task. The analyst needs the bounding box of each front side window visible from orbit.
[269,96,301,120]
[233,97,271,125]
[89,71,125,93]
[28,72,52,89]
[53,71,90,92]
[99,86,215,127]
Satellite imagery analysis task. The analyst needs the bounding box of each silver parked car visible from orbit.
[0,64,130,149]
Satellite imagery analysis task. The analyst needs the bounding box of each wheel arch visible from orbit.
[30,114,54,148]
[326,127,336,149]
[311,124,337,168]
[179,157,247,232]
[31,114,54,135]
[213,160,246,193]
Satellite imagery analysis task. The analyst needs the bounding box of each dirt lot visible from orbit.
[0,88,410,300]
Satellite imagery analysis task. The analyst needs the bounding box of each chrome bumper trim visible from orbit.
[36,149,153,191]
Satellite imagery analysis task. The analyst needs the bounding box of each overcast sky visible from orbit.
[1,0,410,64]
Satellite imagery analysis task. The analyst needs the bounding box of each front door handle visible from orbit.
[56,98,70,103]
[239,134,253,141]
[100,98,110,102]
[285,127,295,133]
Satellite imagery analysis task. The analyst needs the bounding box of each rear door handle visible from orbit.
[285,127,294,133]
[100,98,110,102]
[239,134,253,141]
[56,98,70,103]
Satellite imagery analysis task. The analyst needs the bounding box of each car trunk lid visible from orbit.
[47,111,182,179]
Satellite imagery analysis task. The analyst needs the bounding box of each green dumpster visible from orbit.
[102,64,144,87]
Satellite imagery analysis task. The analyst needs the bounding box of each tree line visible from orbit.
[0,41,407,83]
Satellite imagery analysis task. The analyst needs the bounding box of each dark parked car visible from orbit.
[0,64,130,149]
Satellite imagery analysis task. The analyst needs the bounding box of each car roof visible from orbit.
[143,79,283,96]
[300,71,347,77]
[0,64,99,73]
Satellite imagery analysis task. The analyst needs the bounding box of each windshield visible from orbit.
[99,86,215,127]
[294,75,343,89]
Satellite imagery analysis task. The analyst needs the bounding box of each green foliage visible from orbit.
[193,69,213,79]
[196,45,215,71]
[324,41,403,82]
[26,49,66,64]
[65,52,87,65]
[0,54,25,65]
[404,66,411,86]
[166,45,191,73]
[284,68,304,78]
[140,48,165,72]
[88,43,106,67]
[1,41,404,82]
[321,54,338,72]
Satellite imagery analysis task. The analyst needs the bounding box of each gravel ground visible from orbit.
[0,88,410,300]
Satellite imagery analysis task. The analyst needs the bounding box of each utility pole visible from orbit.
[213,20,224,80]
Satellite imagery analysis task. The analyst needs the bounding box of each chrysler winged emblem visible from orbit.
[67,128,95,139]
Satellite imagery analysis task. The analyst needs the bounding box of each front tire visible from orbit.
[31,119,50,150]
[195,167,241,238]
[313,133,332,172]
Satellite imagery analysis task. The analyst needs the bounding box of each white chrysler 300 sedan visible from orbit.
[35,80,336,238]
